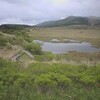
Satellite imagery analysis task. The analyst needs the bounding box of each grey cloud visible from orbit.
[0,0,100,25]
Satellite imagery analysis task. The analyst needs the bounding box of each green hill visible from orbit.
[37,16,100,27]
[0,24,30,34]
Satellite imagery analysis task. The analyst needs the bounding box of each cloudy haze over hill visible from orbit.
[0,0,100,25]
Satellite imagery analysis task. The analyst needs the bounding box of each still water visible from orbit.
[33,40,100,54]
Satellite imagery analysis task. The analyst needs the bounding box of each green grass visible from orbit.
[0,58,100,100]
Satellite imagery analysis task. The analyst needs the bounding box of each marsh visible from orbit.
[34,39,100,54]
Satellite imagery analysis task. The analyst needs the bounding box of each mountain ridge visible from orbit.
[36,16,100,27]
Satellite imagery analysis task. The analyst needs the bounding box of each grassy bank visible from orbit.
[0,58,100,100]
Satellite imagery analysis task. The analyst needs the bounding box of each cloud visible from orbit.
[0,0,100,25]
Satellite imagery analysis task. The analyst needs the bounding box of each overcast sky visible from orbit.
[0,0,100,25]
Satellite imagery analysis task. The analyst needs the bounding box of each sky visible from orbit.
[0,0,100,25]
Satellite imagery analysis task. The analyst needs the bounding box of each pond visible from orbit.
[33,39,100,54]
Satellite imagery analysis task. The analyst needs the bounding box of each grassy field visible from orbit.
[0,26,100,100]
[0,26,100,65]
[29,27,100,47]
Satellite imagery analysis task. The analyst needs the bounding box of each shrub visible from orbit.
[25,43,42,55]
[0,24,27,36]
[35,52,55,62]
[81,75,97,86]
[14,74,32,89]
[49,73,72,88]
[0,37,7,46]
[34,74,56,93]
[34,72,72,93]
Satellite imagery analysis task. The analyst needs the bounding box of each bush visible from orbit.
[35,52,55,62]
[81,75,97,86]
[35,74,56,93]
[0,58,100,99]
[0,37,7,46]
[48,72,72,88]
[0,24,27,36]
[34,72,72,93]
[25,43,42,55]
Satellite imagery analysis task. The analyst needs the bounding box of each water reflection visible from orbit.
[33,39,100,54]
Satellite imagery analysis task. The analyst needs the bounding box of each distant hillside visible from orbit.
[0,24,29,35]
[0,24,30,29]
[37,16,100,27]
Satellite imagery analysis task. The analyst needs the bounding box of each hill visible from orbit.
[37,16,100,27]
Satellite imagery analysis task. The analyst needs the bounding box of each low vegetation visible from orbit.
[0,25,100,100]
[35,52,55,62]
[29,27,100,47]
[25,43,42,55]
[0,58,100,100]
[0,24,32,47]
